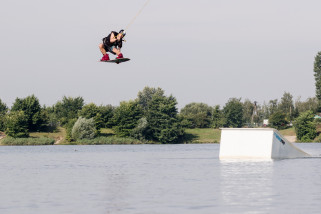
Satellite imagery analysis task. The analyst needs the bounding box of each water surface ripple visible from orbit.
[0,144,320,214]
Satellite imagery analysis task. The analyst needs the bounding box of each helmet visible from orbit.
[119,29,126,37]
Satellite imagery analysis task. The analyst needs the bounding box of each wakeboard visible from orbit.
[100,58,130,64]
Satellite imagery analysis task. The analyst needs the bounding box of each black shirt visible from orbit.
[103,31,123,49]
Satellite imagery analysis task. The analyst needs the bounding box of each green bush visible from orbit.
[2,137,54,145]
[131,117,148,140]
[269,111,288,130]
[71,117,96,140]
[294,110,317,142]
[5,111,29,138]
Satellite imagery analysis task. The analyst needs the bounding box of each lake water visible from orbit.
[0,144,321,214]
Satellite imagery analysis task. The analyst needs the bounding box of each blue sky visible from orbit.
[1,0,320,108]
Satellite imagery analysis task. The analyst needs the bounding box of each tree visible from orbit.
[79,103,99,119]
[137,87,165,111]
[112,101,143,137]
[314,52,321,100]
[261,101,270,119]
[279,92,294,121]
[180,103,212,128]
[43,105,59,132]
[71,117,96,140]
[78,103,115,130]
[98,105,114,128]
[211,105,225,129]
[295,97,319,115]
[253,104,264,125]
[145,94,184,143]
[0,99,8,131]
[54,96,84,125]
[5,111,29,138]
[268,99,278,116]
[269,111,288,130]
[242,99,254,125]
[223,98,244,128]
[11,95,48,131]
[78,103,103,133]
[0,99,7,115]
[294,111,317,142]
[136,87,184,143]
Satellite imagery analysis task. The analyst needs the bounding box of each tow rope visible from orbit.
[125,0,151,31]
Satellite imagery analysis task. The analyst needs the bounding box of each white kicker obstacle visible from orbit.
[219,128,311,159]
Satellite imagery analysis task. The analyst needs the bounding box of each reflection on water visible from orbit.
[0,144,321,214]
[219,159,275,213]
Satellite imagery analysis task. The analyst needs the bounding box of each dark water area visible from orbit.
[0,144,321,214]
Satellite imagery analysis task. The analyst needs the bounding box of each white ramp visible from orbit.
[219,128,311,159]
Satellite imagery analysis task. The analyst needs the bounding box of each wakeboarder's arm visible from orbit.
[110,33,117,43]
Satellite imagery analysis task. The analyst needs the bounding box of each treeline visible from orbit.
[0,87,184,143]
[180,94,319,142]
[0,87,320,143]
[181,93,319,129]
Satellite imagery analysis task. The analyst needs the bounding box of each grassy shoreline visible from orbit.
[0,127,222,145]
[1,127,315,146]
[1,137,55,146]
[183,128,221,143]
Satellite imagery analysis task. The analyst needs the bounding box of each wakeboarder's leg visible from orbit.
[112,47,123,59]
[99,43,109,61]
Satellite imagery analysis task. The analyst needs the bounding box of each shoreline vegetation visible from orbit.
[0,127,301,146]
[2,84,321,146]
[0,128,222,146]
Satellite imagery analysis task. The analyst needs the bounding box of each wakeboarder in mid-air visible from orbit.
[98,0,150,64]
[99,29,129,63]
